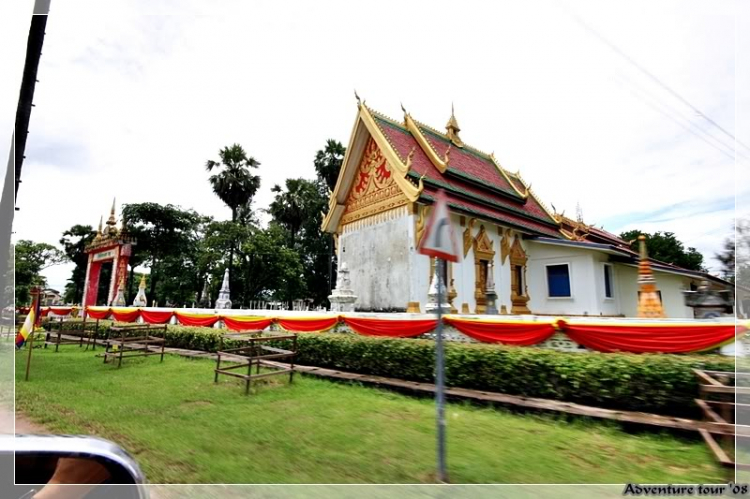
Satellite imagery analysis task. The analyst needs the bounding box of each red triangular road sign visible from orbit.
[418,189,461,262]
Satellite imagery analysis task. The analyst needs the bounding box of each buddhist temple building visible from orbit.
[322,100,733,318]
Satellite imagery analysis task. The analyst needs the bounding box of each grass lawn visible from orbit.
[15,347,723,484]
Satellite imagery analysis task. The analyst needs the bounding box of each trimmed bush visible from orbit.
[43,319,734,416]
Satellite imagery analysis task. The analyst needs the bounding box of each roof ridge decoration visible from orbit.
[402,104,450,174]
[445,104,464,148]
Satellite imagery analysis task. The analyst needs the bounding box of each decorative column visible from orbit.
[132,274,148,307]
[215,268,232,309]
[328,262,357,312]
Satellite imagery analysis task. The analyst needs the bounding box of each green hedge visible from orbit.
[43,319,735,416]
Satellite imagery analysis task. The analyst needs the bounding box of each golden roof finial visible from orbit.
[446,103,464,148]
[139,274,146,289]
[97,216,103,235]
[354,90,361,108]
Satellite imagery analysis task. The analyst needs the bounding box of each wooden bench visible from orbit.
[103,324,167,368]
[44,317,101,352]
[214,334,297,395]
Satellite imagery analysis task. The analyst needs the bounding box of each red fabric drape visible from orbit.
[140,310,174,324]
[175,312,220,328]
[110,309,140,323]
[222,316,273,332]
[444,317,557,345]
[276,317,339,333]
[559,321,745,354]
[343,317,438,337]
[39,308,50,317]
[85,308,110,320]
[49,307,73,316]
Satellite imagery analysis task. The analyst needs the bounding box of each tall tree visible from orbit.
[314,139,345,193]
[268,178,320,249]
[206,144,261,288]
[718,219,749,284]
[620,230,705,271]
[14,240,67,305]
[59,224,97,304]
[122,203,204,306]
[268,177,334,306]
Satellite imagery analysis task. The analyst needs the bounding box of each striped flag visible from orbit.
[16,293,40,349]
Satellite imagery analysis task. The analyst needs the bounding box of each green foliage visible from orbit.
[314,139,346,193]
[206,144,261,222]
[268,177,334,306]
[122,203,207,306]
[620,230,705,271]
[14,240,68,305]
[59,225,97,304]
[44,320,734,416]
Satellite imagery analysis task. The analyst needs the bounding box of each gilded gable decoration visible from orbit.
[340,137,409,226]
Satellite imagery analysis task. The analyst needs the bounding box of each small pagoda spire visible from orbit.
[636,235,666,318]
[445,103,464,148]
[106,198,117,227]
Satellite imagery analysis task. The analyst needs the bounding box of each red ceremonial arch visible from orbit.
[82,201,136,307]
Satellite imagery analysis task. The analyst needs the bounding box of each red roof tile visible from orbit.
[373,114,560,236]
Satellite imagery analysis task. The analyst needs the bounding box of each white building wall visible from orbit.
[339,207,413,311]
[592,252,621,316]
[614,264,695,319]
[526,242,598,315]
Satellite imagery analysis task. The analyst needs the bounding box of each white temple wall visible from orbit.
[592,252,621,316]
[526,242,598,315]
[339,207,413,311]
[615,265,694,319]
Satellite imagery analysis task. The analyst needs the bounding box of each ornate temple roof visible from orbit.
[365,105,562,238]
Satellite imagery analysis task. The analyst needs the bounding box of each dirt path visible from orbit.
[0,403,48,434]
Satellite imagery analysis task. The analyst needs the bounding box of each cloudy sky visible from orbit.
[2,0,748,292]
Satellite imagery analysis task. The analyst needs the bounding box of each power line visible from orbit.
[567,8,750,155]
[613,74,749,162]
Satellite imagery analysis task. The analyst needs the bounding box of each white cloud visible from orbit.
[4,0,746,291]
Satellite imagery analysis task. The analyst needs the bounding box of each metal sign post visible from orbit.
[416,189,460,484]
[434,257,447,482]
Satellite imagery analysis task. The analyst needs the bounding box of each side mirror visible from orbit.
[1,435,148,499]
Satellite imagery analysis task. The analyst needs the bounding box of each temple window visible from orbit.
[546,264,571,298]
[603,264,613,298]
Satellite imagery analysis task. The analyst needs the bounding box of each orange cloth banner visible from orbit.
[343,317,437,337]
[175,312,220,328]
[222,316,273,332]
[276,317,339,333]
[444,317,557,345]
[558,320,745,354]
[140,310,174,324]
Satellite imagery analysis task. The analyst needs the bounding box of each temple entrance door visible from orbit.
[96,262,113,306]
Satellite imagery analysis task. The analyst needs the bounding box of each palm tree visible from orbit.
[313,139,346,193]
[268,178,318,249]
[206,144,261,284]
